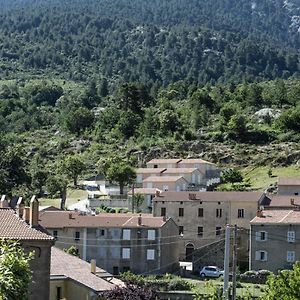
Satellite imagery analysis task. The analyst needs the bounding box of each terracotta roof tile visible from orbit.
[143,176,187,183]
[51,247,123,292]
[146,159,182,164]
[251,210,300,225]
[162,168,200,174]
[265,195,300,207]
[136,168,166,174]
[39,211,167,228]
[278,177,300,186]
[0,209,54,241]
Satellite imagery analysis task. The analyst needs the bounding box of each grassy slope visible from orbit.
[243,165,300,191]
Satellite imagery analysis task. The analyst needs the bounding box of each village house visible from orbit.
[250,209,300,272]
[277,177,300,196]
[261,194,300,210]
[152,191,267,262]
[0,196,55,300]
[50,247,123,300]
[146,158,182,169]
[143,176,188,192]
[135,168,166,187]
[39,211,179,275]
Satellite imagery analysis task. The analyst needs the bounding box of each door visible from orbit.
[185,243,195,261]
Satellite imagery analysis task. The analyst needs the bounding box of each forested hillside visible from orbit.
[0,0,299,87]
[0,0,299,197]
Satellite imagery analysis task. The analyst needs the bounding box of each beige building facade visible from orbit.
[153,191,266,260]
[39,211,179,275]
[143,176,188,192]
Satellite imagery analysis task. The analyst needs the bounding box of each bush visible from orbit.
[167,279,192,291]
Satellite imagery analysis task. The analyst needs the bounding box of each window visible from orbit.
[238,209,245,218]
[179,226,184,235]
[216,226,221,236]
[198,208,203,217]
[147,249,155,260]
[198,226,203,237]
[101,229,105,236]
[287,231,295,243]
[287,251,295,262]
[53,230,58,238]
[255,231,267,241]
[75,231,80,241]
[161,207,166,216]
[122,248,130,259]
[255,251,268,261]
[147,230,155,240]
[216,208,222,218]
[179,208,184,217]
[123,229,131,240]
[163,185,169,191]
[113,266,119,275]
[154,164,158,168]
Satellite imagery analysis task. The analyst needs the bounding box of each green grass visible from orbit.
[243,165,300,191]
[40,187,88,208]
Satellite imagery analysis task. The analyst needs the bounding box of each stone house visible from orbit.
[278,177,300,196]
[250,209,300,272]
[153,191,267,262]
[136,168,166,187]
[143,176,188,192]
[0,196,55,300]
[146,159,182,169]
[39,211,179,275]
[161,168,205,186]
[50,247,123,300]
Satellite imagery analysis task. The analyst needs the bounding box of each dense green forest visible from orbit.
[0,0,299,198]
[0,0,299,86]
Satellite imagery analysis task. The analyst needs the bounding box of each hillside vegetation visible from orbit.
[0,0,299,198]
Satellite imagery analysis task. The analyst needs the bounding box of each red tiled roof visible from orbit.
[265,195,300,207]
[0,209,54,241]
[179,159,214,165]
[278,177,300,186]
[146,159,182,164]
[154,191,264,202]
[39,211,167,229]
[143,176,187,183]
[51,247,123,292]
[162,168,200,174]
[136,168,166,174]
[251,210,300,225]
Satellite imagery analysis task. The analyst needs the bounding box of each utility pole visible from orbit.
[223,224,230,299]
[232,224,238,300]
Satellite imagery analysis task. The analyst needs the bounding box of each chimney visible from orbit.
[23,207,30,223]
[256,210,264,218]
[69,212,73,219]
[29,196,39,228]
[163,215,167,222]
[90,259,96,274]
[138,214,142,226]
[291,199,295,206]
[16,197,25,218]
[0,195,9,208]
[189,193,196,200]
[155,190,161,198]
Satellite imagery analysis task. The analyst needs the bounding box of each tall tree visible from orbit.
[60,155,86,186]
[0,240,33,300]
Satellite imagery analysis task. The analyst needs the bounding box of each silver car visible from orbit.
[199,266,224,278]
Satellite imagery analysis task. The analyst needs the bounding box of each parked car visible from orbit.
[199,266,224,278]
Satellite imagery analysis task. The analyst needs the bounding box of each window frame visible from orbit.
[122,248,131,259]
[147,249,155,260]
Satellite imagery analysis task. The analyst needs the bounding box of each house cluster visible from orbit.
[2,156,300,300]
[133,158,221,212]
[0,196,124,300]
